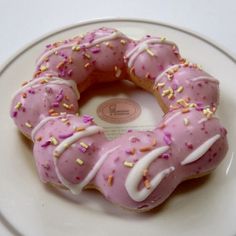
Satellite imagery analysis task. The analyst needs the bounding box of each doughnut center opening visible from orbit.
[79,80,163,140]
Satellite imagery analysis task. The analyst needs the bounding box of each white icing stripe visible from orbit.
[31,116,58,141]
[36,31,124,65]
[53,125,104,157]
[126,38,175,68]
[125,146,175,202]
[163,111,182,124]
[154,64,181,85]
[54,146,120,194]
[12,77,80,100]
[190,76,219,84]
[181,134,221,165]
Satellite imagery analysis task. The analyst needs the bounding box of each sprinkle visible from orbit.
[182,108,190,113]
[21,81,28,86]
[183,118,190,126]
[143,169,148,177]
[15,102,22,110]
[75,126,85,132]
[123,161,134,168]
[82,115,93,124]
[36,136,42,142]
[160,36,166,42]
[177,86,184,93]
[56,61,65,70]
[84,53,91,59]
[25,122,33,128]
[120,39,127,45]
[107,175,113,186]
[203,108,213,119]
[84,62,90,68]
[80,142,89,149]
[151,138,157,146]
[62,103,70,109]
[162,153,170,159]
[156,82,165,88]
[12,111,17,118]
[50,112,59,117]
[177,99,189,107]
[72,45,80,51]
[162,89,170,97]
[40,78,48,84]
[41,140,51,148]
[50,136,58,145]
[22,93,27,98]
[163,132,172,145]
[140,146,152,152]
[76,158,84,166]
[91,47,101,54]
[59,132,73,139]
[144,179,151,189]
[40,65,48,72]
[146,48,154,57]
[125,148,136,155]
[114,66,122,78]
[168,93,174,100]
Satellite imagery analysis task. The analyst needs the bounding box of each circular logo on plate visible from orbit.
[97,98,141,124]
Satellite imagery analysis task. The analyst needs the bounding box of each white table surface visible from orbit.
[0,0,235,235]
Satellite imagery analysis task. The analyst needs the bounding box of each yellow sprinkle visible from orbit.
[75,126,85,132]
[120,39,127,45]
[63,103,70,109]
[162,89,171,96]
[84,53,91,59]
[160,36,166,42]
[40,65,48,72]
[183,118,189,126]
[15,102,22,110]
[50,136,58,145]
[107,175,113,186]
[40,78,48,84]
[50,112,59,117]
[25,122,33,128]
[72,45,80,51]
[114,66,122,78]
[84,62,90,68]
[124,161,134,168]
[146,48,154,57]
[157,82,165,88]
[189,103,196,108]
[76,158,84,166]
[182,108,190,113]
[140,146,152,152]
[177,86,184,93]
[63,143,69,149]
[80,142,89,149]
[144,179,151,189]
[168,93,174,100]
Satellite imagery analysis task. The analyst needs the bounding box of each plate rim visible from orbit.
[1,17,235,236]
[0,17,235,78]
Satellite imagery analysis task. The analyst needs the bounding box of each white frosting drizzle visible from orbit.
[190,76,219,84]
[54,145,120,194]
[181,134,221,165]
[125,146,176,202]
[126,38,175,68]
[31,116,58,141]
[154,64,181,85]
[198,117,208,124]
[12,76,80,100]
[36,31,124,65]
[163,111,182,124]
[53,125,104,157]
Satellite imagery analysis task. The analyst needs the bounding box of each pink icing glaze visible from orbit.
[10,27,228,211]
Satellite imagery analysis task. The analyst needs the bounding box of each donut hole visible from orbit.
[79,80,163,140]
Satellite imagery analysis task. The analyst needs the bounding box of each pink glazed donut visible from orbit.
[10,27,228,211]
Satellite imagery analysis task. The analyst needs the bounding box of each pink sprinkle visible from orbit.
[56,89,64,102]
[59,132,73,139]
[67,69,73,77]
[12,111,18,118]
[28,88,35,94]
[79,146,87,153]
[41,140,51,147]
[162,153,170,159]
[163,132,172,145]
[52,102,59,108]
[82,115,94,124]
[91,48,101,54]
[130,137,140,143]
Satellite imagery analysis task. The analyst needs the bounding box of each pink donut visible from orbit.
[10,27,228,211]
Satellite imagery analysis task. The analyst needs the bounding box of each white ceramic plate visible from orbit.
[0,19,236,236]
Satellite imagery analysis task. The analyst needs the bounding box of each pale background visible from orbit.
[0,0,235,235]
